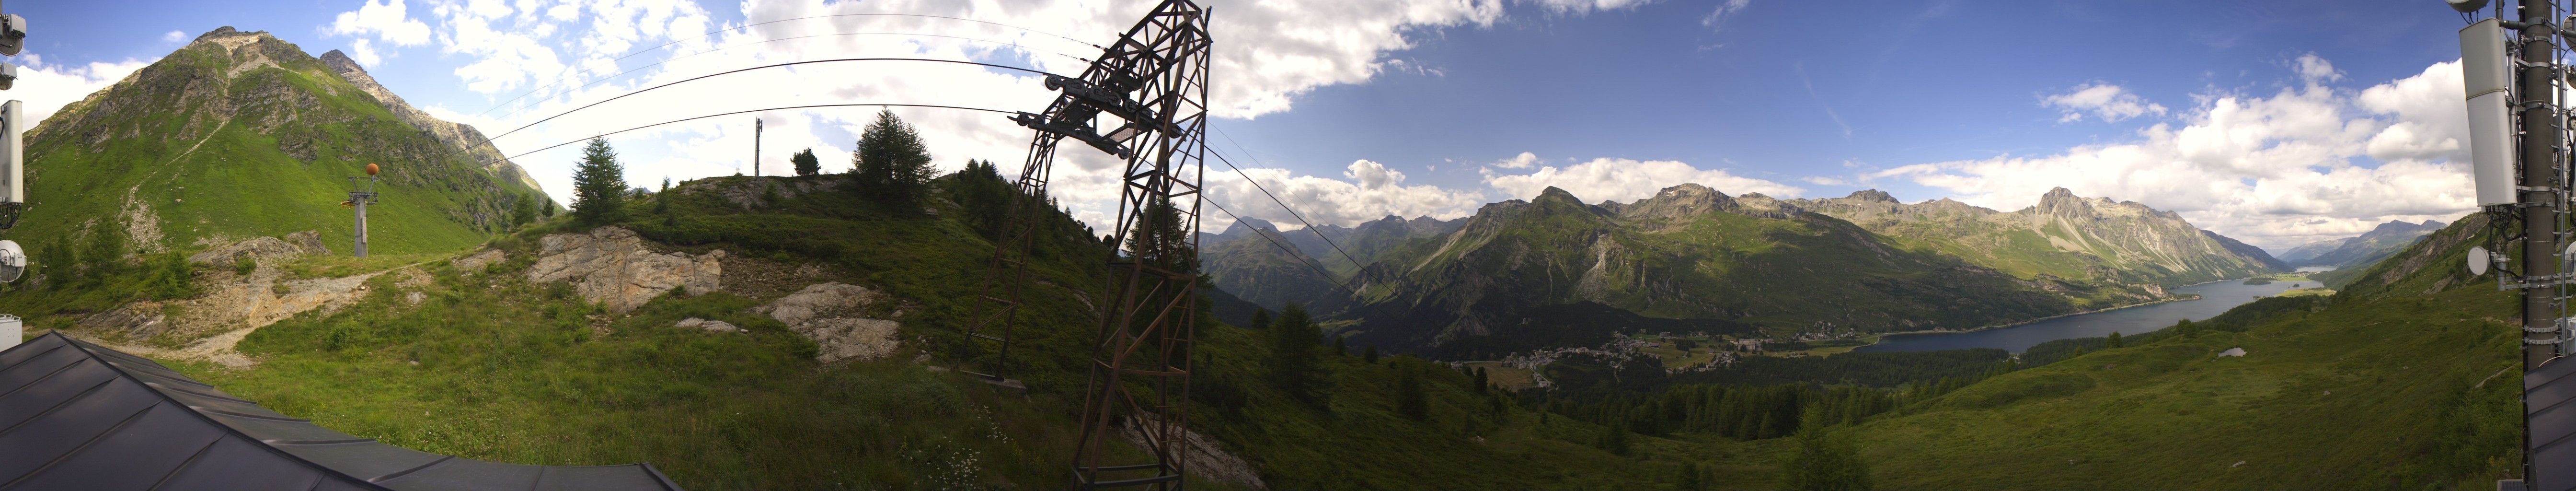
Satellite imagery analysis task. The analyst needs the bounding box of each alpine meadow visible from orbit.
[0,1,2559,491]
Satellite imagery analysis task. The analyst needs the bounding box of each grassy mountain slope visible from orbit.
[1832,213,2518,489]
[109,171,1718,490]
[18,27,540,264]
[1342,185,2087,356]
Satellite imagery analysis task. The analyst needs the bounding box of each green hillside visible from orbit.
[17,27,540,268]
[1342,185,2093,356]
[1826,213,2519,489]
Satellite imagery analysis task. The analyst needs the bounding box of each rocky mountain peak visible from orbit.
[1536,186,1583,204]
[1618,183,1738,221]
[1846,189,1899,203]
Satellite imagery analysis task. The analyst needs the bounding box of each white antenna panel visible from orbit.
[2461,19,2514,207]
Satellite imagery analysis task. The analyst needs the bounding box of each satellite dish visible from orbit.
[2449,0,2489,13]
[0,240,26,283]
[2470,246,2491,276]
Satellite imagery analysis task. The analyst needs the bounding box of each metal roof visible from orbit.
[0,332,683,491]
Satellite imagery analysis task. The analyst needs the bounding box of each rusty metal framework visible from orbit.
[954,0,1210,488]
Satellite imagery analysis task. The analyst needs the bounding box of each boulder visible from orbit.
[452,248,505,272]
[80,303,170,339]
[526,226,723,313]
[753,282,900,363]
[675,317,744,333]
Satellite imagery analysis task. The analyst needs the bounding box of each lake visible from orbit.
[1852,271,2325,353]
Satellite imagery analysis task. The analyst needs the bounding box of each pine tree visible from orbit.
[511,195,537,228]
[852,109,934,207]
[654,177,671,214]
[2173,319,2201,339]
[569,138,629,225]
[1395,361,1428,421]
[1250,309,1271,331]
[2105,331,2125,349]
[1268,304,1322,399]
[1362,345,1379,363]
[1597,418,1633,456]
[1780,425,1874,491]
[1125,196,1193,269]
[1676,462,1707,491]
[1333,335,1347,356]
[541,199,556,217]
[1472,367,1489,393]
[791,148,821,176]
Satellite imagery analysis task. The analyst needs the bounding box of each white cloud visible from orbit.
[345,0,1665,231]
[12,54,155,129]
[1533,0,1657,14]
[1882,57,2479,249]
[331,0,434,47]
[1208,160,1489,231]
[1702,0,1752,31]
[2293,52,2341,84]
[1482,157,1803,203]
[2042,82,2167,123]
[1801,175,1850,186]
[162,31,186,43]
[1490,151,1541,169]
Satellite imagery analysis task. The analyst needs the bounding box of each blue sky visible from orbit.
[1,0,2488,250]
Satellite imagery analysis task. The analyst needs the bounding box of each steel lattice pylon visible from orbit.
[954,0,1210,488]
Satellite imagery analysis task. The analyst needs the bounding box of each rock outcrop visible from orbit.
[527,226,723,313]
[674,317,745,333]
[187,230,329,265]
[676,175,848,210]
[752,282,901,363]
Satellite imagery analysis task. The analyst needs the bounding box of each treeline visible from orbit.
[1551,359,2019,444]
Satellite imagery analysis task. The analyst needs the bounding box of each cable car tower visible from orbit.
[954,0,1211,488]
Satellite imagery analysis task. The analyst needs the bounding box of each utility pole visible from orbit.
[753,117,762,177]
[347,171,379,258]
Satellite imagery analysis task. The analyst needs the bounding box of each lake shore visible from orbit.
[1852,273,2313,350]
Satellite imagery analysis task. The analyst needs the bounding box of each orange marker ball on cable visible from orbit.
[366,163,380,175]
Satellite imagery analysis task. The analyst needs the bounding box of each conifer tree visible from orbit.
[511,195,537,227]
[1780,425,1873,491]
[852,109,934,207]
[1676,462,1707,491]
[1395,361,1428,421]
[1473,367,1489,394]
[1267,304,1322,399]
[1250,309,1271,331]
[791,148,821,176]
[654,177,671,214]
[1362,345,1379,363]
[2105,331,2125,349]
[569,138,628,225]
[2173,319,2201,339]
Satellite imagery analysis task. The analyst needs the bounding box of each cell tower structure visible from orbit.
[952,0,1211,488]
[2458,0,2576,489]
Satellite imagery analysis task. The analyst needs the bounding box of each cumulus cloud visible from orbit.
[1880,57,2479,249]
[1209,160,1489,231]
[2293,53,2341,84]
[1490,151,1541,169]
[162,31,186,43]
[1482,157,1803,203]
[2042,83,2167,123]
[12,54,154,129]
[329,0,1663,229]
[331,0,434,47]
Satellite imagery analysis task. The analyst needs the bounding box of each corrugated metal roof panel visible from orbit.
[0,332,682,491]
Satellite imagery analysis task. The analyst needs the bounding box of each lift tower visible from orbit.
[953,0,1211,488]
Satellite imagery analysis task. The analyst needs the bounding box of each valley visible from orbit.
[0,3,2533,490]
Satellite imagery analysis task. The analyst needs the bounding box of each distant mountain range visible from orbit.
[1200,185,2285,357]
[2276,219,2447,269]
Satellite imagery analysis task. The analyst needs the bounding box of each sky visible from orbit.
[0,0,2495,251]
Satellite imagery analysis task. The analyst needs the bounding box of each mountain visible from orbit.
[315,49,543,193]
[1789,187,2287,287]
[21,27,545,264]
[2293,219,2447,269]
[1339,184,2104,357]
[2275,237,2346,265]
[1199,214,1462,310]
[1840,212,2513,489]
